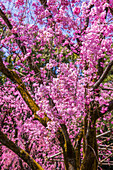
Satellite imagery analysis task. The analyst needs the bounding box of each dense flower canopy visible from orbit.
[0,0,113,169]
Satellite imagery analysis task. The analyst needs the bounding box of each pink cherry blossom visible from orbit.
[73,7,80,15]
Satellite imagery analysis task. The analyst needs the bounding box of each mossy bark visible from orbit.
[0,131,43,170]
[81,126,98,170]
[57,124,77,170]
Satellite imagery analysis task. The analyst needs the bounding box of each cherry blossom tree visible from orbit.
[0,0,113,170]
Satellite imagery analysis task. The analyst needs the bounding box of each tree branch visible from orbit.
[0,9,12,29]
[109,7,113,16]
[39,0,48,9]
[96,130,112,138]
[0,55,50,127]
[0,111,9,131]
[93,60,113,90]
[0,131,43,170]
[99,153,113,165]
[0,8,26,55]
[82,5,94,32]
[107,0,113,16]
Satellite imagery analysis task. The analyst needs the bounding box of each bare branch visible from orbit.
[46,152,62,160]
[96,130,111,138]
[99,153,113,164]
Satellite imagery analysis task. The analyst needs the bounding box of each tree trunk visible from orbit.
[81,126,98,170]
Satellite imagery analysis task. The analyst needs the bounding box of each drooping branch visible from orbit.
[93,60,113,90]
[0,131,43,170]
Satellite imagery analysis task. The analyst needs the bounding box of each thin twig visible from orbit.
[96,130,111,138]
[87,144,98,164]
[99,153,113,164]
